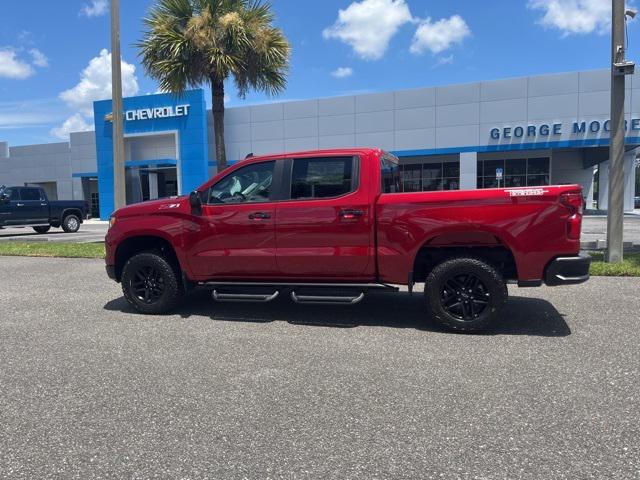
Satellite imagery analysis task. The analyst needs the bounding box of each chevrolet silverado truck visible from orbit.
[0,185,88,233]
[105,148,590,332]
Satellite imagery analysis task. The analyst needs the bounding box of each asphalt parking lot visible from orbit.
[0,257,639,479]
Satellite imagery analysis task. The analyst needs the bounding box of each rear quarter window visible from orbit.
[381,155,402,193]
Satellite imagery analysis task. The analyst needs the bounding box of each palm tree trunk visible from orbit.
[211,77,227,172]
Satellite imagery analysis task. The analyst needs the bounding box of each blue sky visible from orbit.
[0,0,636,146]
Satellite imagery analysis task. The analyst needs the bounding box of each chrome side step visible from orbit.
[291,291,365,305]
[212,290,280,303]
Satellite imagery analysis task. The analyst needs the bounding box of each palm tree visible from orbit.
[138,0,290,171]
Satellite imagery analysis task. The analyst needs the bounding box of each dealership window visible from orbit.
[90,192,100,218]
[477,157,550,189]
[400,157,460,192]
[402,164,422,192]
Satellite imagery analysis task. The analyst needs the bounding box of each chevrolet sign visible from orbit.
[104,105,190,123]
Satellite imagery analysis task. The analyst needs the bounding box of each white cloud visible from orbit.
[0,49,35,79]
[323,0,414,60]
[53,49,139,139]
[59,48,139,116]
[50,113,93,140]
[29,48,49,68]
[410,15,471,55]
[331,67,354,78]
[528,0,611,35]
[80,0,109,18]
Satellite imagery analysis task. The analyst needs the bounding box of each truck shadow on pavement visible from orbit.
[104,291,570,337]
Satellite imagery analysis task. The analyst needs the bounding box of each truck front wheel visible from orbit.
[121,252,182,314]
[33,226,51,234]
[425,257,507,333]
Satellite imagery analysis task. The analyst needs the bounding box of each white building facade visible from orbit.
[1,68,638,219]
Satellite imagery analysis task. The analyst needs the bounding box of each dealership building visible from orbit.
[1,68,639,220]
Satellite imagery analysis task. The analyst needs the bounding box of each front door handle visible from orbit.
[248,212,271,220]
[339,209,364,219]
[16,203,24,207]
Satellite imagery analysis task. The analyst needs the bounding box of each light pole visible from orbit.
[606,0,632,262]
[111,0,126,211]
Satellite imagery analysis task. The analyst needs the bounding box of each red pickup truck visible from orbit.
[105,148,589,332]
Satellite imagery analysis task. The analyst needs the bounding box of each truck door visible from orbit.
[275,155,374,279]
[0,187,20,226]
[186,160,280,279]
[18,188,49,224]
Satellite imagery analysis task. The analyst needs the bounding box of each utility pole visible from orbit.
[111,0,126,210]
[606,0,627,263]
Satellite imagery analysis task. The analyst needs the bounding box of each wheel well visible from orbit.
[413,246,518,282]
[114,236,181,283]
[61,209,82,222]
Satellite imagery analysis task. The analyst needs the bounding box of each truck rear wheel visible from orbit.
[425,257,507,333]
[61,214,80,233]
[121,252,182,314]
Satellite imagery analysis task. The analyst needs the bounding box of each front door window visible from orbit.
[207,162,275,204]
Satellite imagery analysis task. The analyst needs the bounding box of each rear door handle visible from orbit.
[248,212,271,220]
[339,209,364,219]
[16,203,24,207]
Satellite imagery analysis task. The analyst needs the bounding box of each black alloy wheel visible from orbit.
[425,257,507,333]
[131,265,166,305]
[440,273,490,321]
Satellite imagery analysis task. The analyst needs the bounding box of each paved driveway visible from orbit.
[0,221,108,244]
[581,214,640,247]
[0,256,638,479]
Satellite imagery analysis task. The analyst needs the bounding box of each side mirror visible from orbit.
[189,190,202,215]
[0,194,9,205]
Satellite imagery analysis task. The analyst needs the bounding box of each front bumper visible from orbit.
[545,253,591,286]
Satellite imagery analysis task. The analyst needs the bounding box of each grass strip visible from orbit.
[0,241,105,259]
[588,251,640,277]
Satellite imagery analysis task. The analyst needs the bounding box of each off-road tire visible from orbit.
[425,257,507,333]
[121,252,182,314]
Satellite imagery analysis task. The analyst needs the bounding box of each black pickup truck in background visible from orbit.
[0,185,89,233]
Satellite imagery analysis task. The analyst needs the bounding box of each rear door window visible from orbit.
[291,157,355,200]
[20,188,42,201]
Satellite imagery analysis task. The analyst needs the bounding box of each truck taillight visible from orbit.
[560,192,583,240]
